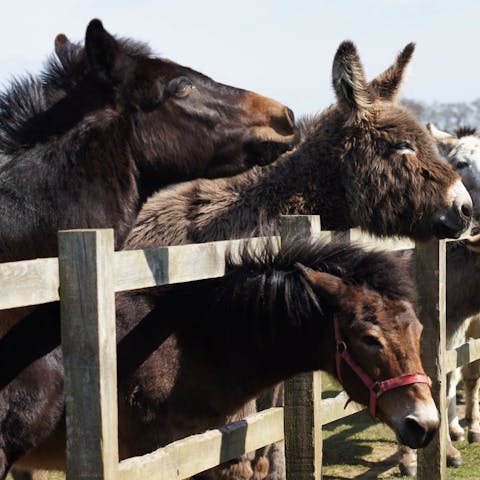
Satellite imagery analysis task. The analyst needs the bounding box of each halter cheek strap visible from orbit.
[333,315,432,418]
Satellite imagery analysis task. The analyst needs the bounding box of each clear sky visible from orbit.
[1,0,478,116]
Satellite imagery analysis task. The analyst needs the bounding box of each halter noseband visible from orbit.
[333,315,432,418]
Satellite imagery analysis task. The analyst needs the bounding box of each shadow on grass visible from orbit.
[322,410,399,480]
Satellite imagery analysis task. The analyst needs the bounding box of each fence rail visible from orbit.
[0,215,476,479]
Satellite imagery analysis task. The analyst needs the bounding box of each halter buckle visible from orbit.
[337,341,347,354]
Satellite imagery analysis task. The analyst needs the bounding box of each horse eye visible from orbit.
[392,141,415,154]
[168,77,194,98]
[362,335,382,348]
[456,161,469,170]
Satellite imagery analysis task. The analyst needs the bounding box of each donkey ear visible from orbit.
[426,122,458,156]
[85,19,123,82]
[295,263,347,302]
[369,43,415,102]
[465,233,480,253]
[332,41,372,123]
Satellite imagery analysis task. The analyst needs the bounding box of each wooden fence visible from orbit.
[2,214,480,479]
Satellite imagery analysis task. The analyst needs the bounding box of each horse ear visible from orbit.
[295,263,347,302]
[54,34,76,69]
[426,122,458,156]
[369,43,415,102]
[85,19,124,82]
[332,41,372,124]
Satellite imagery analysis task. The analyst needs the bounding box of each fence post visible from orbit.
[281,215,323,480]
[58,229,119,480]
[415,239,447,480]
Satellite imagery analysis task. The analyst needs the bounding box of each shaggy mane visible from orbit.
[0,37,153,154]
[193,238,418,337]
[455,126,477,138]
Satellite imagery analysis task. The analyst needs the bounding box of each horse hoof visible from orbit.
[447,456,464,468]
[450,430,465,442]
[468,431,480,443]
[399,463,417,477]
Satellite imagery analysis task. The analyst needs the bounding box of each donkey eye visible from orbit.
[391,141,415,155]
[456,161,469,170]
[361,335,382,348]
[168,77,194,98]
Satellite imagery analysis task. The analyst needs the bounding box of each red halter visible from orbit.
[333,315,432,418]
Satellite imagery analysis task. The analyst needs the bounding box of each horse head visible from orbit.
[298,258,439,449]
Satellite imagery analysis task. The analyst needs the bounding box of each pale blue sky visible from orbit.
[1,1,478,116]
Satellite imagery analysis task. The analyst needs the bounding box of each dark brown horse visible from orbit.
[1,18,295,480]
[7,239,439,479]
[125,41,473,479]
[0,19,295,263]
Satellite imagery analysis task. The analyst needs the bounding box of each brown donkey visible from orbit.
[126,41,472,479]
[9,239,439,480]
[129,42,471,250]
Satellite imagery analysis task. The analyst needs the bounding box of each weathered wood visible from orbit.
[114,237,278,292]
[415,239,447,480]
[281,215,323,480]
[445,337,480,372]
[0,257,59,309]
[117,408,284,480]
[59,229,119,480]
[320,392,365,425]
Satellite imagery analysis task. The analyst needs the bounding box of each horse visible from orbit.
[5,238,440,480]
[1,18,295,480]
[393,124,480,476]
[124,41,472,479]
[0,19,295,264]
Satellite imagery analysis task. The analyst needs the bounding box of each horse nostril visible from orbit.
[462,202,473,220]
[284,107,295,129]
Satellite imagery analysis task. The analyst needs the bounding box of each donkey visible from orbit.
[6,239,440,480]
[125,42,472,479]
[0,19,295,264]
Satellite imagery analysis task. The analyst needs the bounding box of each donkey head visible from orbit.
[301,265,439,449]
[64,20,297,196]
[427,123,480,223]
[330,41,472,239]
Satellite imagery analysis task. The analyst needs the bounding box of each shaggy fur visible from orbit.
[128,42,469,253]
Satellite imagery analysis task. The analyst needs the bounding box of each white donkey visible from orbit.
[396,124,480,476]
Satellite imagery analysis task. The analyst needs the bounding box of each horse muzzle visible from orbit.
[395,411,440,449]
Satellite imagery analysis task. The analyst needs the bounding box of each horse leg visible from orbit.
[444,371,464,467]
[196,400,259,480]
[256,384,285,480]
[397,444,417,477]
[447,368,464,441]
[463,359,480,443]
[10,468,46,480]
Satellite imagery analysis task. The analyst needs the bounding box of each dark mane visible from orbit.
[0,37,154,154]
[455,126,477,138]
[189,239,416,342]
